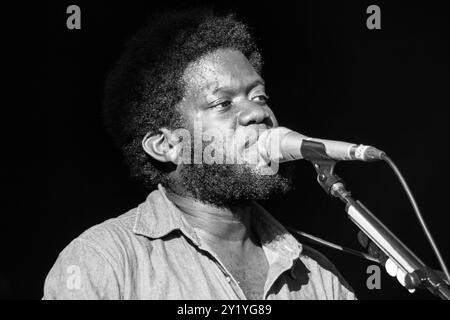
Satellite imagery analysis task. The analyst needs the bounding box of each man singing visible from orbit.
[43,8,356,300]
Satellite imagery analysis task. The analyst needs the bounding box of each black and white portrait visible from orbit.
[1,1,449,304]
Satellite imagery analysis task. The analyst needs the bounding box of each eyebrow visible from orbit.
[211,79,265,95]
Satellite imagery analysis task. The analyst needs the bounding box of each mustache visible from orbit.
[175,124,272,168]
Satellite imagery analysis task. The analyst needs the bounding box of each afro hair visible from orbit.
[103,8,263,189]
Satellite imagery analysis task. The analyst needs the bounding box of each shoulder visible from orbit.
[298,244,357,300]
[300,244,341,275]
[77,208,139,256]
[252,202,357,299]
[42,207,141,299]
[60,205,144,265]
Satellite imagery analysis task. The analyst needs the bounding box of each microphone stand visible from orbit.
[302,140,450,300]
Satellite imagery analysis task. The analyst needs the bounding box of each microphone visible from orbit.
[257,127,385,163]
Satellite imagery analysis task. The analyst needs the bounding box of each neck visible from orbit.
[165,189,254,244]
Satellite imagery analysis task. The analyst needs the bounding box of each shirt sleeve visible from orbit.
[43,238,121,300]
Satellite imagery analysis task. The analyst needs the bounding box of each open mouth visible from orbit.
[233,126,271,166]
[241,136,258,153]
[241,127,268,151]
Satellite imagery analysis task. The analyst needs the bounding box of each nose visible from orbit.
[238,102,274,127]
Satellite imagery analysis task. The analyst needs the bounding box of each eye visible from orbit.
[210,100,232,110]
[252,94,269,104]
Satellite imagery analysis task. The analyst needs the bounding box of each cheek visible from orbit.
[200,110,239,132]
[204,116,238,153]
[200,114,240,154]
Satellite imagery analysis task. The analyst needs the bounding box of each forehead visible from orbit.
[182,49,262,94]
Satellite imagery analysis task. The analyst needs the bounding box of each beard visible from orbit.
[170,161,295,208]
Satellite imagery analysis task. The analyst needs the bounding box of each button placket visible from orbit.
[215,258,246,299]
[195,238,247,299]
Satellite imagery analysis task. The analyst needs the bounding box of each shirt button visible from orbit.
[226,276,231,283]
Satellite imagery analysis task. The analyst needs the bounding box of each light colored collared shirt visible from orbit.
[43,185,356,300]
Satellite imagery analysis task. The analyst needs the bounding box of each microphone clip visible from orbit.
[302,140,344,196]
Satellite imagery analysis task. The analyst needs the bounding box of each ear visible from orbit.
[142,128,180,165]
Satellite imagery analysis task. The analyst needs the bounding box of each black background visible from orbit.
[1,0,449,300]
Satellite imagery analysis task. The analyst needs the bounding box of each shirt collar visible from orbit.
[133,184,302,266]
[251,201,302,262]
[133,184,202,246]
